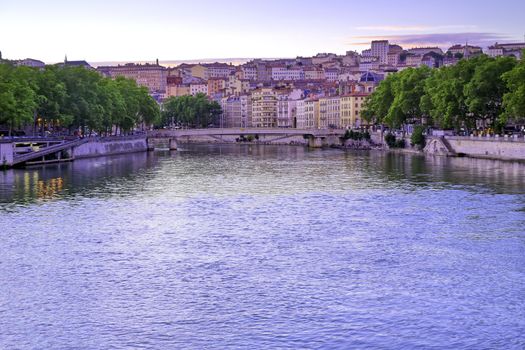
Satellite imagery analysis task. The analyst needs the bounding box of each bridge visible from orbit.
[147,128,346,149]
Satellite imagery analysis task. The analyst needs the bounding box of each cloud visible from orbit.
[347,32,515,48]
[355,25,479,32]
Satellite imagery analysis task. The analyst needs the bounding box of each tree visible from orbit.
[386,66,431,127]
[0,64,37,135]
[501,52,525,124]
[161,94,222,128]
[421,58,481,130]
[363,67,431,128]
[464,56,516,130]
[362,73,398,124]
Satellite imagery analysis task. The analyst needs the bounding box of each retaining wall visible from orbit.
[73,137,148,159]
[445,136,525,160]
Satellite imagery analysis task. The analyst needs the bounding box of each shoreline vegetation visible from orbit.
[361,54,525,136]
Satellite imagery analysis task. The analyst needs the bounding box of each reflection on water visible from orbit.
[0,145,524,349]
[2,145,524,206]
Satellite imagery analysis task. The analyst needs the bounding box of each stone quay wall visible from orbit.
[445,136,525,160]
[73,136,148,159]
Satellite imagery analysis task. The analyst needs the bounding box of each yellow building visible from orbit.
[166,84,190,97]
[98,62,167,93]
[208,78,226,97]
[340,93,370,128]
[191,64,208,79]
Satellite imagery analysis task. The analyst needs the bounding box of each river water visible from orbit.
[1,144,524,349]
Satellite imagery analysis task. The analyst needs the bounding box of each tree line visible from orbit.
[161,94,222,128]
[0,63,161,136]
[362,53,525,132]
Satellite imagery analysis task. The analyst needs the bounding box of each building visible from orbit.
[407,47,444,56]
[166,76,188,97]
[208,78,227,97]
[422,53,443,68]
[340,93,370,128]
[190,64,208,80]
[97,62,167,93]
[241,65,258,80]
[312,53,338,65]
[251,88,278,128]
[387,45,404,66]
[275,89,303,128]
[487,42,525,59]
[324,68,339,82]
[371,40,390,65]
[304,99,319,129]
[304,67,325,80]
[359,57,380,71]
[271,66,304,81]
[341,51,360,66]
[447,44,483,57]
[405,54,423,67]
[359,72,383,93]
[14,58,45,68]
[295,100,307,129]
[188,78,208,95]
[206,62,235,79]
[318,96,340,129]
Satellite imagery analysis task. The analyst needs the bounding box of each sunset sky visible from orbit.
[1,0,524,64]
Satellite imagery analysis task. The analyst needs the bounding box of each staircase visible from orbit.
[12,138,88,166]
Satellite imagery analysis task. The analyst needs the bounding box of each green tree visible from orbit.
[162,94,222,128]
[362,73,398,124]
[421,57,481,130]
[464,56,516,130]
[385,66,431,128]
[501,52,525,124]
[0,64,37,135]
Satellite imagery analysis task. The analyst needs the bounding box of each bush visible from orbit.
[385,133,405,149]
[396,139,406,148]
[411,126,426,148]
[344,130,371,141]
[385,133,397,148]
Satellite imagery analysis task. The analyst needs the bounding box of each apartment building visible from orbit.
[304,99,319,129]
[340,93,370,128]
[371,40,389,65]
[97,62,167,93]
[251,88,278,128]
[318,96,341,129]
[271,66,305,81]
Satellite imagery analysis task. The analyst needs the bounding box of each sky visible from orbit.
[1,0,524,64]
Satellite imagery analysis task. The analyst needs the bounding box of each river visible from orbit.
[1,144,524,349]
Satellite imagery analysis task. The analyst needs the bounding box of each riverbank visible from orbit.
[3,131,525,168]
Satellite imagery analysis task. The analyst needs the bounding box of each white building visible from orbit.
[206,63,235,79]
[487,42,525,59]
[371,40,389,65]
[190,81,208,95]
[407,47,444,56]
[241,65,258,80]
[324,68,339,82]
[271,66,305,81]
[296,100,307,129]
[15,58,45,68]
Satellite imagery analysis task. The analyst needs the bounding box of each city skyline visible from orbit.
[1,0,524,63]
